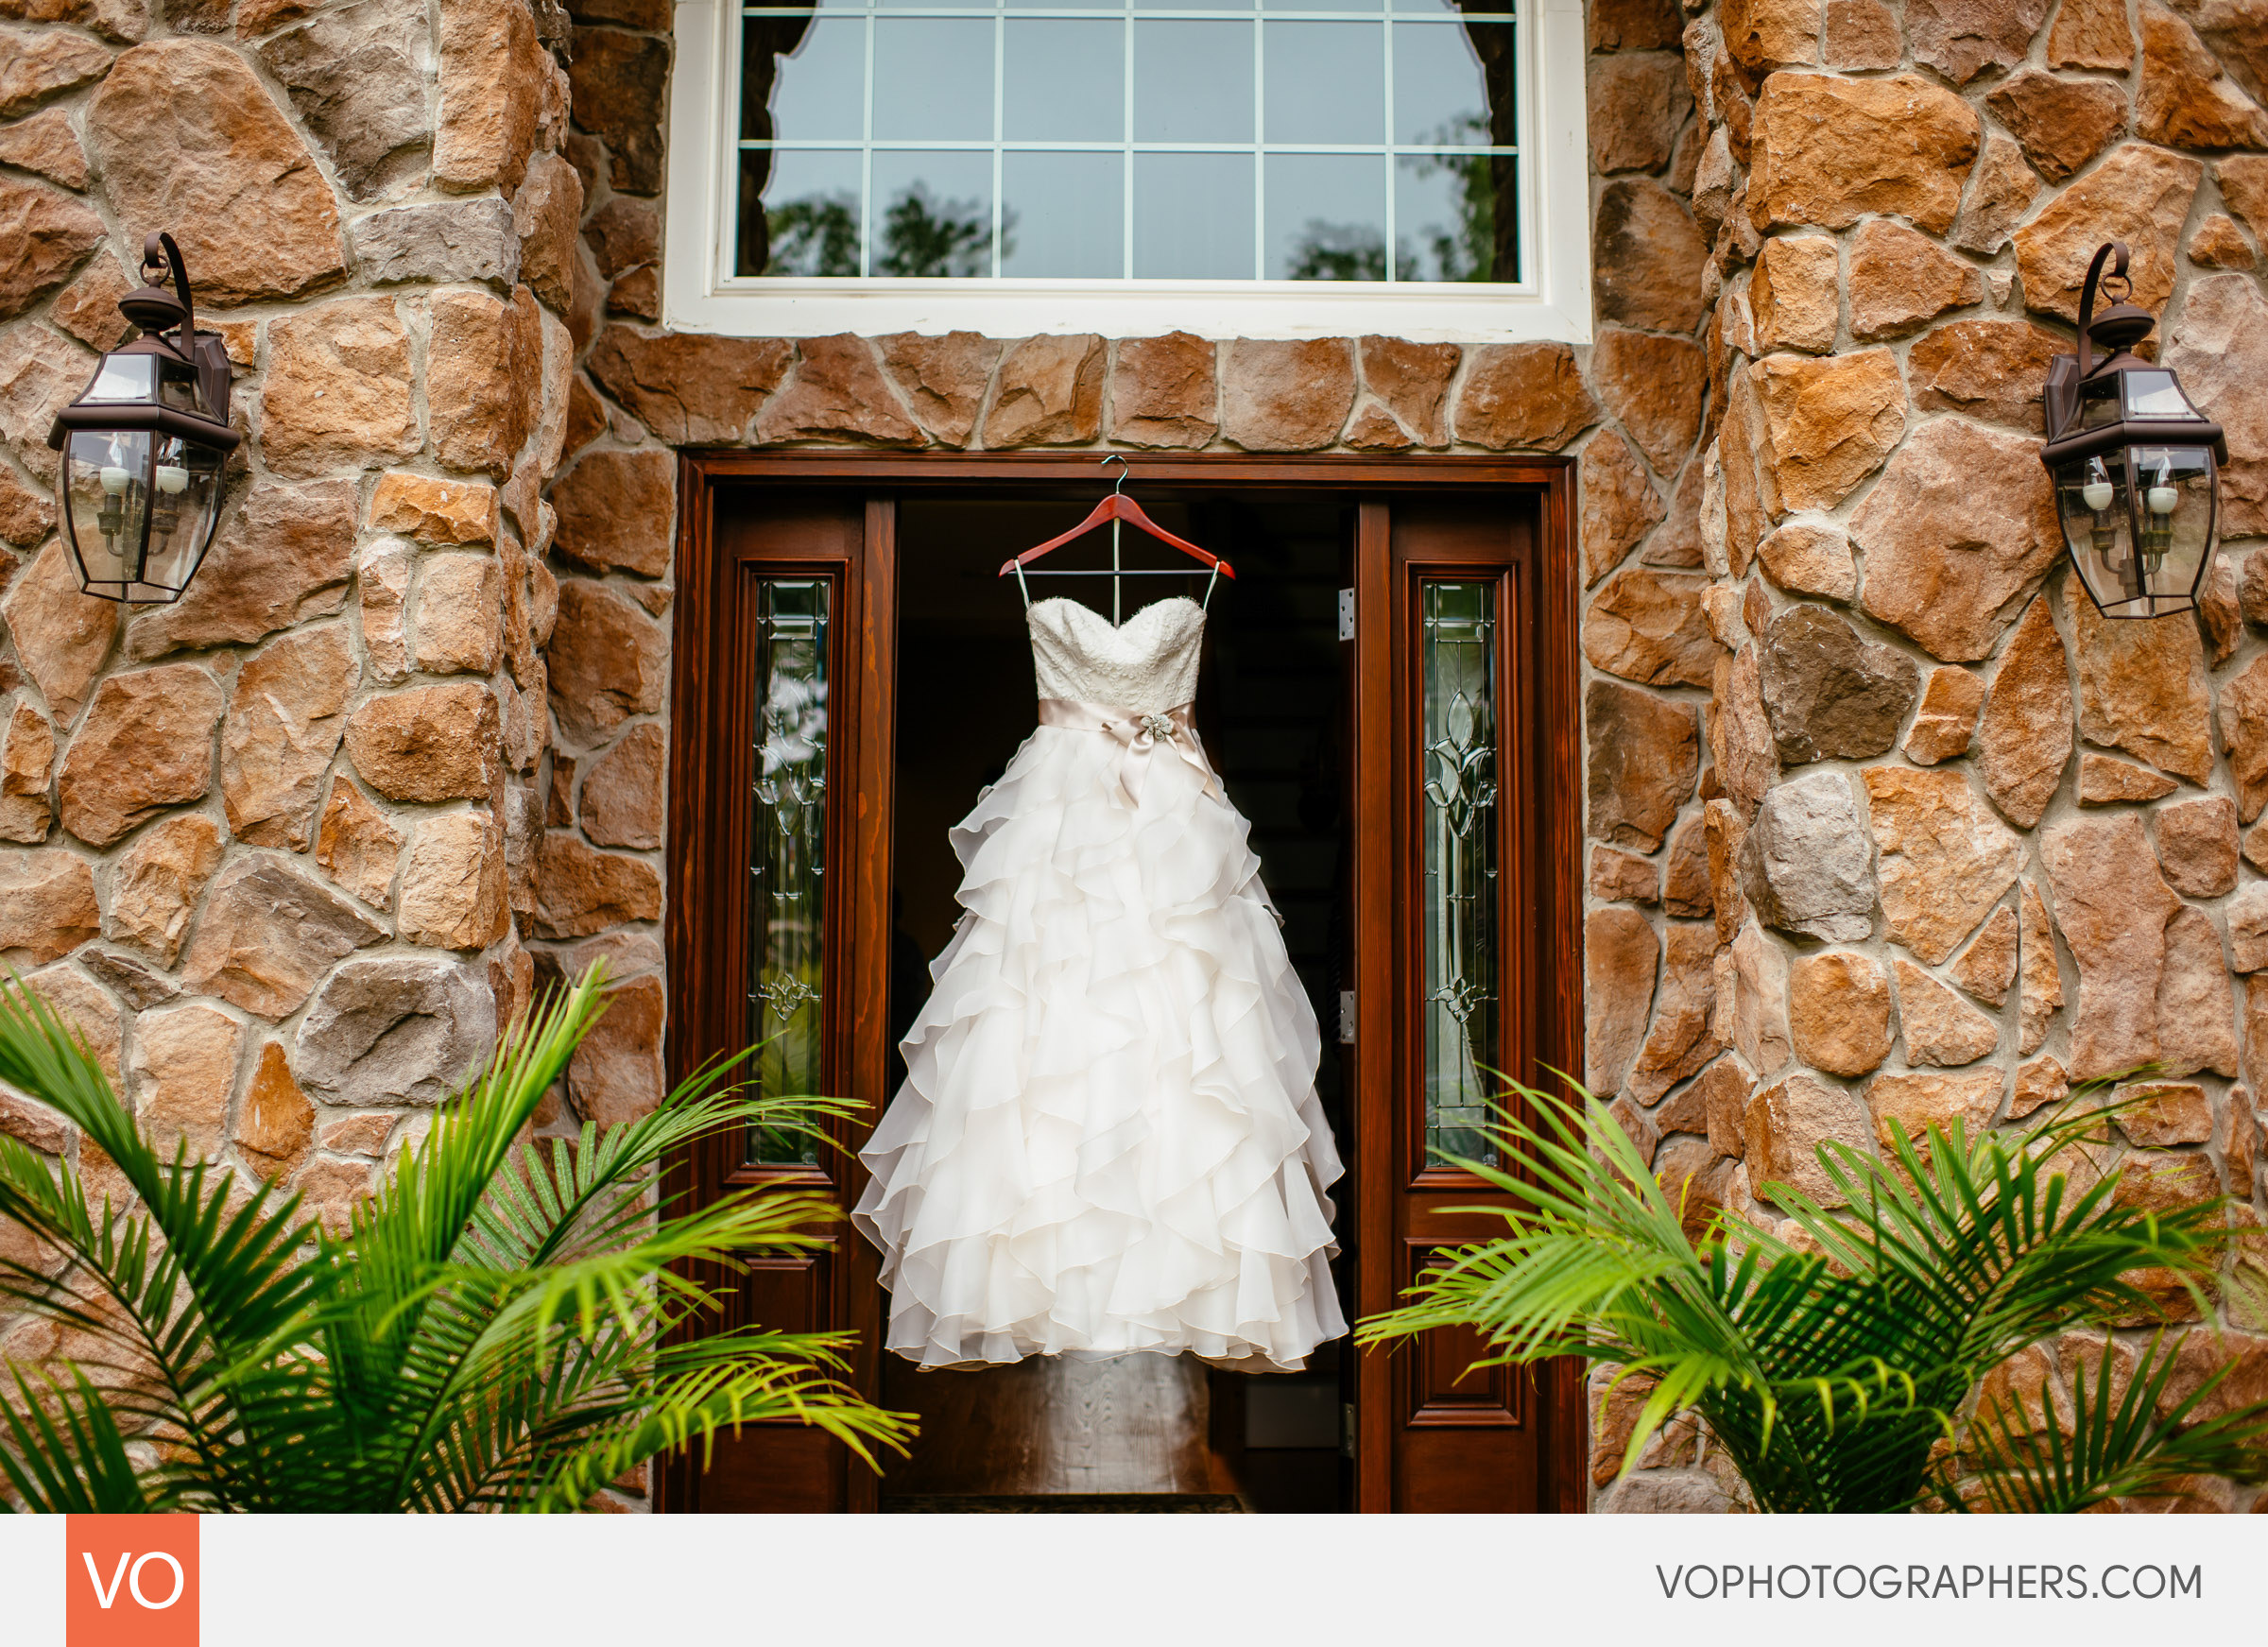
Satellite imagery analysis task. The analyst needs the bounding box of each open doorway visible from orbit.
[665,451,1583,1514]
[880,490,1353,1512]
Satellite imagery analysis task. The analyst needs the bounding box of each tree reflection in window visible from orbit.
[1286,116,1501,283]
[1403,116,1504,282]
[1285,223,1413,283]
[873,187,1014,277]
[762,184,1019,279]
[747,579,831,1166]
[765,192,859,278]
[1421,581,1500,1169]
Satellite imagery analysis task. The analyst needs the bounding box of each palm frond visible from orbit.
[0,1364,165,1513]
[0,960,912,1514]
[1945,1333,2268,1513]
[518,1329,919,1513]
[0,982,325,1357]
[0,1010,326,1511]
[463,1052,854,1277]
[1358,1072,2257,1513]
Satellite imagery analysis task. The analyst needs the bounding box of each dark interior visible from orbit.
[880,488,1354,1511]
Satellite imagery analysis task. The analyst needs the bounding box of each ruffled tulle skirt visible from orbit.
[852,721,1347,1373]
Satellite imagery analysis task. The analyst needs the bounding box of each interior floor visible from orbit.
[880,489,1352,1512]
[884,1355,1213,1497]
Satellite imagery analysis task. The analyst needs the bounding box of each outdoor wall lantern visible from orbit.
[2043,240,2226,620]
[45,232,238,604]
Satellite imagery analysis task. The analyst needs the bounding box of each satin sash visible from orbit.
[1036,696,1218,804]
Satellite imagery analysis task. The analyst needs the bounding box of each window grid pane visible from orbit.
[737,2,1517,283]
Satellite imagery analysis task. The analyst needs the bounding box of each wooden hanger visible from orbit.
[999,456,1234,617]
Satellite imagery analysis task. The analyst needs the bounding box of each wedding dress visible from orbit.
[853,594,1347,1373]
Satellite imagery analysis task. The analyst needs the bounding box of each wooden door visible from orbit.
[666,457,1583,1514]
[1349,494,1586,1513]
[662,484,898,1513]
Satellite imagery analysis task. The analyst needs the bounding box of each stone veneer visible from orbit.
[1577,0,2268,1511]
[0,0,629,1485]
[3,0,2265,1514]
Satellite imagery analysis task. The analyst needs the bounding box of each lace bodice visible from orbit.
[1028,595,1206,714]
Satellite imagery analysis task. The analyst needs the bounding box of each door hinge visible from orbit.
[1337,587,1354,642]
[1338,989,1356,1044]
[1341,1402,1357,1459]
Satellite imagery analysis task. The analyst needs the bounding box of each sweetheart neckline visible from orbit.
[1027,594,1204,634]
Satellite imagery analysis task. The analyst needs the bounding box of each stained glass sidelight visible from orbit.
[1420,580,1499,1168]
[747,579,833,1165]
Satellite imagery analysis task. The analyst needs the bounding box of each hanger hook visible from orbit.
[1101,453,1129,495]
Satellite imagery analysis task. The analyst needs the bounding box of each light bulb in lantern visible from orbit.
[2138,455,2177,571]
[99,465,129,497]
[2083,458,2114,512]
[155,464,188,495]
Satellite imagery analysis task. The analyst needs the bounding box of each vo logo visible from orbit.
[65,1516,198,1647]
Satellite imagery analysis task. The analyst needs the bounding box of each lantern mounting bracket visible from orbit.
[46,231,240,458]
[2043,240,2225,468]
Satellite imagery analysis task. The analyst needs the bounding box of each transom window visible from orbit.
[732,0,1521,284]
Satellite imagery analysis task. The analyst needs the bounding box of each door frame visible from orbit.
[662,450,1587,1513]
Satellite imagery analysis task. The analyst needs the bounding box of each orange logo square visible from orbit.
[65,1515,198,1647]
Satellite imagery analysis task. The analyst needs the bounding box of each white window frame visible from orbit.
[662,0,1591,342]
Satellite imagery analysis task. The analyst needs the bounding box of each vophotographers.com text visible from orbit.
[1657,1563,2203,1602]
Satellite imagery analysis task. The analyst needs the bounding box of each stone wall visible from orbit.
[0,0,1714,1510]
[0,0,643,1480]
[15,0,2262,1517]
[1578,0,2268,1511]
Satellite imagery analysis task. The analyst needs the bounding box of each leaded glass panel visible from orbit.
[747,579,832,1165]
[1420,580,1499,1167]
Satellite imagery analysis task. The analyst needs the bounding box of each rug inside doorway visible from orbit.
[883,1493,1247,1513]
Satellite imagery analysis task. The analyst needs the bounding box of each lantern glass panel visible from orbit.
[57,430,224,602]
[60,430,153,596]
[156,354,206,417]
[79,353,159,405]
[2122,443,2215,618]
[2078,374,2123,431]
[138,434,224,600]
[2120,369,2195,420]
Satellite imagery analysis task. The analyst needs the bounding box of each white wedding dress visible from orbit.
[853,594,1347,1373]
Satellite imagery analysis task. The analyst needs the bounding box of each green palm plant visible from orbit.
[1357,1078,2268,1512]
[0,965,913,1512]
